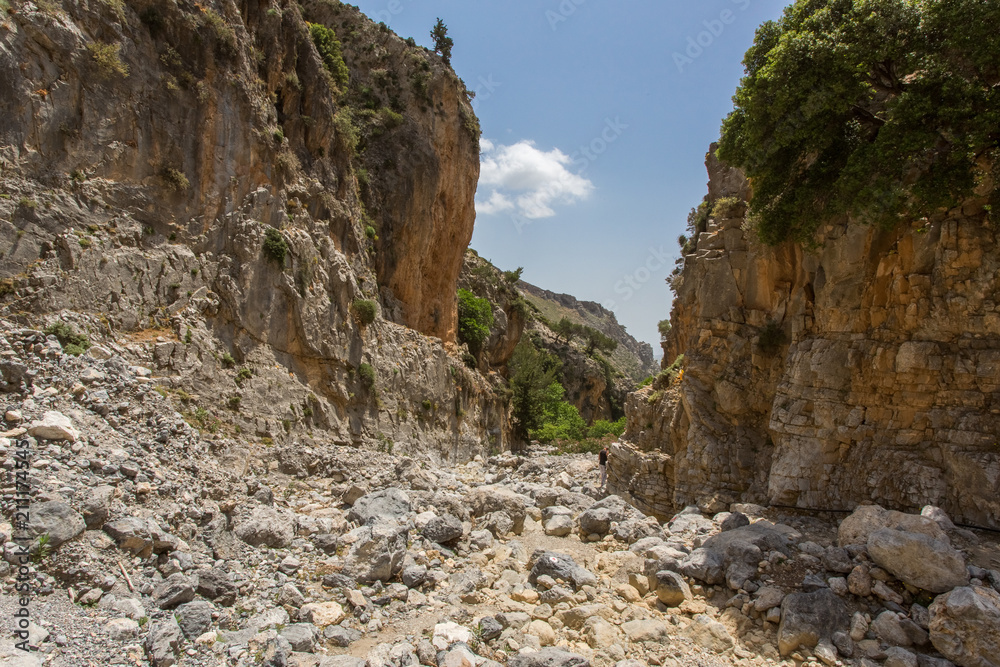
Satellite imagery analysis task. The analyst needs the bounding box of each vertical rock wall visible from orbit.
[616,147,1000,528]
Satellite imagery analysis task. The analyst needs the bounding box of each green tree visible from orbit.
[553,317,580,344]
[718,0,1000,246]
[309,23,349,90]
[584,328,618,356]
[430,18,454,66]
[531,382,587,444]
[457,288,493,356]
[508,341,560,447]
[657,319,671,340]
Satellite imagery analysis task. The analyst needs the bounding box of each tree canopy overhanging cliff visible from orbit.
[717,0,1000,246]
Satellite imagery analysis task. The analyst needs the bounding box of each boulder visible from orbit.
[839,505,947,547]
[81,485,115,529]
[27,411,79,441]
[544,515,574,537]
[341,521,408,583]
[466,486,527,534]
[622,619,669,643]
[195,568,238,606]
[144,619,182,667]
[654,570,691,606]
[929,586,1000,667]
[299,602,346,627]
[154,573,196,610]
[24,501,85,547]
[778,588,849,656]
[867,528,968,593]
[683,614,735,653]
[422,514,463,544]
[175,601,214,639]
[234,508,294,548]
[347,488,410,525]
[529,551,597,590]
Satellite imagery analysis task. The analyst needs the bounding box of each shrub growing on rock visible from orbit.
[263,228,288,265]
[352,299,377,325]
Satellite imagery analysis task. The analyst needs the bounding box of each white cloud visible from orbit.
[476,140,594,219]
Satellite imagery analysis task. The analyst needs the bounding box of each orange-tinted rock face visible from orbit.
[376,75,479,342]
[618,148,1000,528]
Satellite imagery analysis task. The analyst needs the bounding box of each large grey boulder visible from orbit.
[144,618,182,667]
[839,505,947,547]
[680,521,790,586]
[529,551,598,590]
[24,501,85,547]
[341,521,408,583]
[195,568,238,606]
[778,588,849,656]
[929,586,1000,667]
[577,495,636,537]
[175,600,214,639]
[466,486,527,534]
[347,488,411,525]
[507,648,590,667]
[234,507,294,548]
[421,514,463,544]
[867,528,969,593]
[154,573,196,610]
[81,485,115,529]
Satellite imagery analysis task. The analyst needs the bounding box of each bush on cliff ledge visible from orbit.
[718,0,1000,245]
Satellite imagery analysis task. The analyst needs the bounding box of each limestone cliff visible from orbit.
[0,0,502,459]
[615,146,1000,528]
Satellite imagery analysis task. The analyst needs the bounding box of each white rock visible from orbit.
[27,411,80,442]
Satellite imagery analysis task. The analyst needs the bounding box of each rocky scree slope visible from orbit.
[0,0,508,457]
[518,280,658,384]
[1,332,998,666]
[458,252,648,424]
[616,146,1000,529]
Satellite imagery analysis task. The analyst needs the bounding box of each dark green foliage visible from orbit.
[358,362,376,388]
[457,288,493,356]
[503,267,524,284]
[263,228,288,265]
[657,319,672,340]
[531,382,587,444]
[236,367,253,385]
[587,416,627,439]
[508,341,561,445]
[352,299,377,325]
[221,352,235,368]
[553,317,581,344]
[44,322,90,353]
[309,22,349,90]
[718,0,1000,245]
[430,18,453,65]
[584,328,618,356]
[757,320,787,355]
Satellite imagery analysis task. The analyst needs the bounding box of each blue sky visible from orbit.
[353,0,790,352]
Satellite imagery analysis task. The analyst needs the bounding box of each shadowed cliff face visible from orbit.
[616,148,1000,528]
[0,0,500,457]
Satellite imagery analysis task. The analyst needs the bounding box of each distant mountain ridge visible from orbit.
[518,281,658,382]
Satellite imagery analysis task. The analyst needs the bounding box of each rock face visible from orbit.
[615,144,1000,528]
[0,0,507,461]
